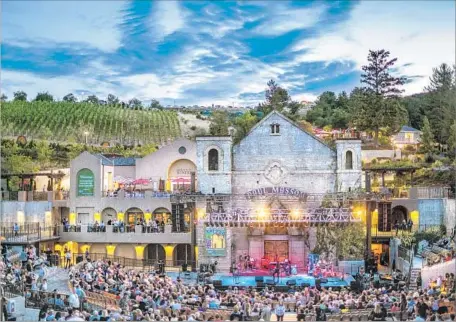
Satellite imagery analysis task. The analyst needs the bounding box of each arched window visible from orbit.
[208,149,219,171]
[345,151,353,170]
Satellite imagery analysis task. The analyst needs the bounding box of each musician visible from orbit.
[272,261,280,282]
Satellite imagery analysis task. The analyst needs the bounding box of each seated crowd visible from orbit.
[32,258,455,321]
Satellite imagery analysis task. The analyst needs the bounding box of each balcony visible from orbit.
[1,223,60,244]
[0,190,70,206]
[371,224,442,239]
[58,224,191,244]
[101,190,171,199]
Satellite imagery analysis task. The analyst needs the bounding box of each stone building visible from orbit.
[195,111,362,270]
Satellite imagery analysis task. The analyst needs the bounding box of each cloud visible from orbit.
[149,1,187,42]
[290,1,456,94]
[1,1,126,52]
[253,4,327,36]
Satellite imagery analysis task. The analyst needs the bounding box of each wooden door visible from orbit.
[264,241,289,262]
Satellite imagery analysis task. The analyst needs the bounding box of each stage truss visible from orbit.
[203,207,359,225]
[171,191,389,225]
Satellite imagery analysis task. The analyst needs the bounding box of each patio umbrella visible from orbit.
[132,178,150,185]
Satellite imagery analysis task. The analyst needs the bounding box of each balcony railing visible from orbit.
[61,224,189,234]
[1,223,59,243]
[101,190,171,198]
[1,191,18,201]
[32,191,48,201]
[371,224,443,238]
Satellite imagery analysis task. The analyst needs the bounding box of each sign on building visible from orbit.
[77,169,94,196]
[205,227,226,256]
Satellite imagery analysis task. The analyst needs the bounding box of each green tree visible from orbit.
[128,98,143,109]
[149,99,163,109]
[1,94,8,102]
[420,116,435,155]
[3,154,38,174]
[36,141,53,168]
[424,63,456,145]
[307,91,351,128]
[107,94,120,105]
[233,111,259,143]
[85,95,99,104]
[448,121,456,156]
[34,91,54,102]
[62,93,77,103]
[13,91,27,101]
[259,80,290,115]
[209,111,230,135]
[350,50,407,145]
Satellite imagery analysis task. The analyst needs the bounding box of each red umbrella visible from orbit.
[132,178,150,185]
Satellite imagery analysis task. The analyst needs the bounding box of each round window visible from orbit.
[178,146,187,155]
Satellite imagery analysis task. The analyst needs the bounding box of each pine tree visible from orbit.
[420,116,435,155]
[350,50,407,146]
[425,63,456,145]
[448,121,456,156]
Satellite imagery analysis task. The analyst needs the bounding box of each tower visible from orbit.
[196,136,232,194]
[335,139,362,192]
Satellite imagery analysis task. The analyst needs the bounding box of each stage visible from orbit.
[167,271,355,289]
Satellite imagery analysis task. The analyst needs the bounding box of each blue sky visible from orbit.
[2,1,455,106]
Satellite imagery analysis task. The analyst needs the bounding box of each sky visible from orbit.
[1,0,455,106]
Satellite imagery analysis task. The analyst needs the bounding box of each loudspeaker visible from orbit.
[182,263,188,272]
[286,279,297,286]
[319,278,328,283]
[265,280,276,286]
[213,280,222,287]
[76,255,83,264]
[255,276,264,283]
[302,283,311,288]
[315,279,322,291]
[256,282,265,288]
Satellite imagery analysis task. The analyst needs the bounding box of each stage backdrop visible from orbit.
[205,227,226,256]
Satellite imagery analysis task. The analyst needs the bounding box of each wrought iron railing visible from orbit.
[1,223,59,243]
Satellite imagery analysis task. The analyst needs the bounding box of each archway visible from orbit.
[101,207,117,224]
[125,207,144,226]
[153,207,171,226]
[173,244,192,266]
[145,244,166,262]
[391,205,408,226]
[167,159,196,192]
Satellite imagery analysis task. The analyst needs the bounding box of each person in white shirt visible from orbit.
[41,279,48,292]
[68,289,80,309]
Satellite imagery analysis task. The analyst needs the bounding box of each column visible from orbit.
[135,244,146,260]
[106,244,116,257]
[163,244,176,266]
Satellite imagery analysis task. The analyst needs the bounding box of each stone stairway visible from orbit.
[409,268,421,290]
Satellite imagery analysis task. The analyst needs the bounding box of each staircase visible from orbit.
[409,268,421,290]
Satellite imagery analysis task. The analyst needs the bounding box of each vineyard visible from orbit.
[1,101,182,145]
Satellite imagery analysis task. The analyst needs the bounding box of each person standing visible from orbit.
[261,302,272,322]
[65,249,72,269]
[275,301,286,322]
[13,223,19,237]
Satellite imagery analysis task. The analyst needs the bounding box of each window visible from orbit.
[345,151,353,170]
[208,149,219,171]
[270,123,280,135]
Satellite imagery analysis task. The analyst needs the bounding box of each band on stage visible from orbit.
[230,253,340,279]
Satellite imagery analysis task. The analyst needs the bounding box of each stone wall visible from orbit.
[232,112,338,195]
[196,137,232,194]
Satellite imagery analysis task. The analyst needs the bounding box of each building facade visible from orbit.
[194,111,362,270]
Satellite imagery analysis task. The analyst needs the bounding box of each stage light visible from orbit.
[290,209,301,220]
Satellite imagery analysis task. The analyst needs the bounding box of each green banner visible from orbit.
[77,169,94,196]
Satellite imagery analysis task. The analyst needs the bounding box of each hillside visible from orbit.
[1,101,182,145]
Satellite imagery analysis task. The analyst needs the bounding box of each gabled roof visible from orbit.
[400,125,421,133]
[237,110,333,149]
